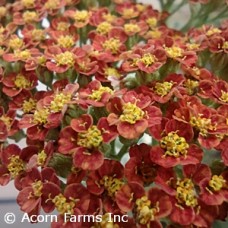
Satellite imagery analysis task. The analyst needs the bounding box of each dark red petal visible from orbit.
[73,148,104,170]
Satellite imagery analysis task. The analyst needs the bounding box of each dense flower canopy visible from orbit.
[0,0,228,227]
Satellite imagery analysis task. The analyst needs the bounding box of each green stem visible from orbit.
[170,0,186,15]
[207,8,228,24]
[116,145,129,161]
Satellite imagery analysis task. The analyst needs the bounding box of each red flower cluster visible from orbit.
[0,0,228,227]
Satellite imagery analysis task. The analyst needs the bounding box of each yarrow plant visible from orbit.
[0,0,228,227]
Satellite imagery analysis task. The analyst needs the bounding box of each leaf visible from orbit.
[48,153,72,178]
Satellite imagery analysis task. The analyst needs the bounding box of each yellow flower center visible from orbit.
[57,35,74,48]
[14,74,30,88]
[0,46,4,56]
[44,0,60,9]
[124,23,140,34]
[0,6,6,17]
[136,4,146,12]
[103,38,121,54]
[33,109,50,124]
[176,178,198,207]
[222,41,228,49]
[206,28,221,36]
[50,93,71,112]
[192,66,200,75]
[0,115,12,129]
[0,26,5,34]
[22,98,36,113]
[32,180,43,197]
[100,176,124,198]
[14,49,31,60]
[209,175,226,192]
[37,150,47,166]
[160,132,189,158]
[22,0,35,8]
[140,53,157,67]
[122,8,135,18]
[102,13,115,23]
[9,37,24,50]
[219,90,228,103]
[37,56,46,65]
[190,116,215,137]
[7,155,24,178]
[55,51,74,66]
[74,10,89,22]
[89,86,113,101]
[154,81,173,97]
[120,103,144,124]
[96,22,112,35]
[22,11,38,23]
[146,17,157,28]
[186,43,200,50]
[52,194,76,215]
[31,29,45,41]
[184,79,199,95]
[146,30,162,39]
[165,46,183,58]
[104,67,121,78]
[77,126,103,149]
[57,22,69,31]
[135,196,159,225]
[94,213,120,228]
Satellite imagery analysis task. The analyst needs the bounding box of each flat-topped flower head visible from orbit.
[96,21,112,35]
[52,193,76,215]
[74,10,89,22]
[150,119,203,168]
[77,125,103,149]
[135,196,159,224]
[146,17,158,28]
[100,175,124,198]
[206,28,221,36]
[124,23,140,34]
[120,102,145,124]
[160,131,189,158]
[140,53,157,67]
[50,93,71,113]
[175,178,198,208]
[55,51,74,66]
[57,35,75,48]
[121,46,166,74]
[32,180,43,197]
[107,91,162,139]
[2,71,38,97]
[219,90,228,103]
[22,0,35,8]
[65,9,91,28]
[22,11,38,23]
[9,37,24,50]
[154,81,174,97]
[44,0,60,10]
[103,38,121,54]
[0,115,12,130]
[22,98,36,113]
[14,49,31,60]
[190,116,214,137]
[165,46,183,58]
[33,108,50,125]
[89,86,113,101]
[208,175,226,192]
[7,155,25,178]
[116,183,171,227]
[14,74,30,89]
